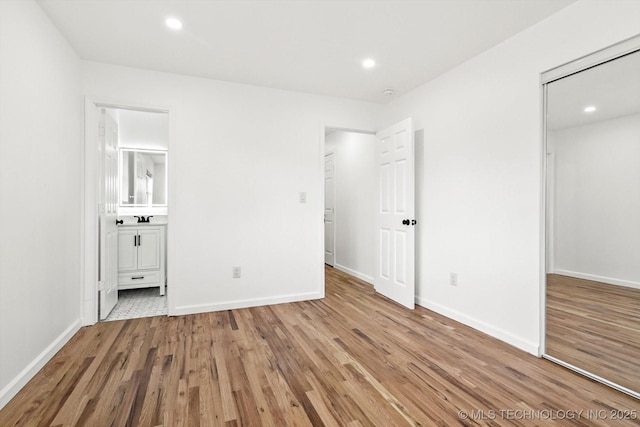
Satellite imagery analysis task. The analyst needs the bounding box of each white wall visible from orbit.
[551,114,640,288]
[325,131,376,282]
[382,0,640,354]
[0,0,81,408]
[117,109,169,150]
[82,61,381,316]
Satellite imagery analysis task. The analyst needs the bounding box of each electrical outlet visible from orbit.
[450,272,458,286]
[233,267,241,279]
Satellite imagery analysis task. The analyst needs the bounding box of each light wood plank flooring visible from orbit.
[1,267,639,426]
[546,273,640,394]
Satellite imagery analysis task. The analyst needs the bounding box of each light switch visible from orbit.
[299,192,307,203]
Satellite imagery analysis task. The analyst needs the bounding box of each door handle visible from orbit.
[402,219,410,225]
[116,219,123,225]
[138,235,141,246]
[131,276,144,280]
[411,220,417,226]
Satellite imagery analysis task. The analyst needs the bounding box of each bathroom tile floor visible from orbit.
[104,287,167,321]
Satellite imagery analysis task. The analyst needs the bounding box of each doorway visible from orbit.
[323,120,416,309]
[101,107,169,321]
[85,103,171,324]
[324,128,376,283]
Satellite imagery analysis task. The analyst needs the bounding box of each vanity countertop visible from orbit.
[117,215,168,227]
[118,221,167,227]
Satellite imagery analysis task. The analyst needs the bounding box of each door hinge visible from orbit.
[98,280,104,291]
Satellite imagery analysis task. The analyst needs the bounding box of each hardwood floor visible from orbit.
[546,273,640,394]
[1,267,639,426]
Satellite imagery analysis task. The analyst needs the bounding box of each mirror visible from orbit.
[544,48,640,396]
[120,149,167,206]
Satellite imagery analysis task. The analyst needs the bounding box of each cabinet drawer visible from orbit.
[118,271,161,286]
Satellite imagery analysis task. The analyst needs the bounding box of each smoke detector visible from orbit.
[383,89,395,96]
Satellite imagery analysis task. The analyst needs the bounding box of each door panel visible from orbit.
[395,229,407,285]
[380,162,391,213]
[324,152,335,266]
[375,118,415,309]
[395,159,407,213]
[379,229,390,279]
[99,109,119,320]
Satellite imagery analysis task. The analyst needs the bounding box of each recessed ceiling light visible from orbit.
[584,105,596,113]
[166,17,183,30]
[362,58,376,69]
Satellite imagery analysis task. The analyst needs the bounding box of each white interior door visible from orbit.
[375,118,415,309]
[324,151,336,266]
[99,108,119,320]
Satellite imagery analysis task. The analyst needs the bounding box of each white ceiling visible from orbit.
[37,0,576,104]
[547,50,640,130]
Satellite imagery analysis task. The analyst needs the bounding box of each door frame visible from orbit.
[82,97,175,326]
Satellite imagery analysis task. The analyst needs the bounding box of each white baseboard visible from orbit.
[0,320,81,410]
[552,269,640,290]
[334,264,374,284]
[415,296,539,356]
[172,291,324,316]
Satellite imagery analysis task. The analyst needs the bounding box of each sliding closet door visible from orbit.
[544,45,640,397]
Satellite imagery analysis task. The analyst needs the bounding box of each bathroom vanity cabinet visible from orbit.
[118,224,166,295]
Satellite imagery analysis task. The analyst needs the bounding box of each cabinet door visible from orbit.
[137,228,161,270]
[118,229,138,271]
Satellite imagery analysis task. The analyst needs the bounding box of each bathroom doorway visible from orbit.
[87,103,171,323]
[101,107,169,321]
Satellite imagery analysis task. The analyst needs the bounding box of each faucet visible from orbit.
[134,216,153,223]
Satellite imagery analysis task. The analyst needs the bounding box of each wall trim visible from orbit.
[415,296,539,356]
[552,269,640,290]
[334,264,374,285]
[0,320,81,409]
[173,291,323,316]
[541,34,640,84]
